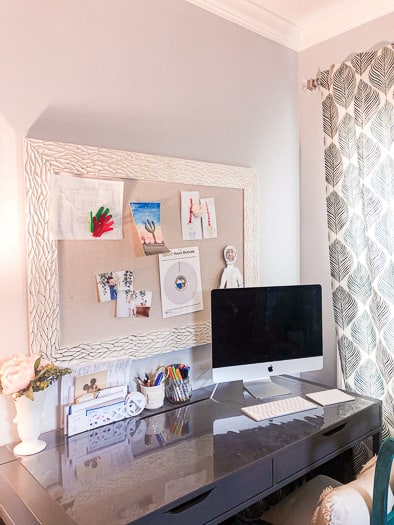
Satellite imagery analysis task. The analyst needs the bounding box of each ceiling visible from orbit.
[185,0,394,51]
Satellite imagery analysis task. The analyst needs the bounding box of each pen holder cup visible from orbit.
[165,377,192,403]
[140,383,165,410]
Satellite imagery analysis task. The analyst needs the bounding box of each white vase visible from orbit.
[13,390,47,456]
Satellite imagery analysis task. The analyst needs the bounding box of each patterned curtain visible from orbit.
[320,44,394,439]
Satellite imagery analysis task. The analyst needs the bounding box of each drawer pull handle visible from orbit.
[166,489,213,514]
[322,423,346,437]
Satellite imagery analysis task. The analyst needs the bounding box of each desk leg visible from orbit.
[372,432,381,455]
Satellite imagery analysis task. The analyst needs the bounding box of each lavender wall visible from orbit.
[0,0,298,444]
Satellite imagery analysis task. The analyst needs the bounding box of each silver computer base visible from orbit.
[243,378,291,399]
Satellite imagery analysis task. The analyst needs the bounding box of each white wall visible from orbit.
[0,116,27,443]
[299,14,394,386]
[0,0,299,445]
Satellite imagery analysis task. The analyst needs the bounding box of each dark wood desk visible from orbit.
[0,376,382,525]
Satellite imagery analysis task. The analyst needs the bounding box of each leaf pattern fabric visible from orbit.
[354,80,380,127]
[320,44,394,439]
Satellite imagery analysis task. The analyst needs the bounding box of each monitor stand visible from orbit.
[243,378,291,399]
[210,380,245,404]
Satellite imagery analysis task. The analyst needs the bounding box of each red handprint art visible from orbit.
[90,207,114,238]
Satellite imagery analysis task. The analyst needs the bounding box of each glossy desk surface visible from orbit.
[0,376,382,525]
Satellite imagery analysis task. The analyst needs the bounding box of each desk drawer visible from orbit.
[144,459,272,525]
[275,409,380,483]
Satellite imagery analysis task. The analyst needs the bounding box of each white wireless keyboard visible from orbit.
[241,396,318,422]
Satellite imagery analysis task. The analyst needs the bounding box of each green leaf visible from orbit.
[351,51,377,76]
[354,79,380,127]
[371,100,394,150]
[342,163,361,208]
[371,156,394,200]
[326,192,348,234]
[376,343,394,384]
[343,214,367,257]
[338,335,361,379]
[369,46,394,95]
[354,359,384,398]
[347,263,372,304]
[357,133,381,178]
[322,93,338,138]
[370,291,391,331]
[332,285,358,329]
[338,113,356,159]
[351,311,377,354]
[333,63,356,108]
[34,357,41,372]
[324,143,343,187]
[383,319,394,352]
[329,239,353,282]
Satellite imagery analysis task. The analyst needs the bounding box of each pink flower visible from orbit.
[0,355,36,395]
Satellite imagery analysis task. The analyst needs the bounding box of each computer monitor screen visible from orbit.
[211,284,323,398]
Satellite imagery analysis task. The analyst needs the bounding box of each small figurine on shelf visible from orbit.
[219,245,243,289]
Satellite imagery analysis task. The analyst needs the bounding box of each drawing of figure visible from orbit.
[128,292,137,317]
[220,245,243,289]
[83,378,100,394]
[107,275,119,300]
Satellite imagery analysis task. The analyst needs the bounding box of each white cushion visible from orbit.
[261,475,342,525]
[261,456,394,525]
[311,484,371,525]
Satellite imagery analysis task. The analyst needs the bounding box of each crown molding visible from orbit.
[299,1,394,50]
[185,0,394,52]
[185,0,301,51]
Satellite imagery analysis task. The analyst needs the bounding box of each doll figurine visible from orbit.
[220,245,243,288]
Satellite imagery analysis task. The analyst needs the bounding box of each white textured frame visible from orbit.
[24,139,259,365]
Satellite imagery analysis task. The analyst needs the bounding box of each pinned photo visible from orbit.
[116,290,152,318]
[96,270,133,302]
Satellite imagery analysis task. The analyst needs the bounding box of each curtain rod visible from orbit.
[302,43,392,92]
[303,76,320,92]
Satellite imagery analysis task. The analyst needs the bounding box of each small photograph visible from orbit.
[135,290,152,318]
[74,370,107,402]
[116,290,152,318]
[96,270,133,302]
[130,202,170,256]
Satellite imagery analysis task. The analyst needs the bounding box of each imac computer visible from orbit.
[211,284,323,399]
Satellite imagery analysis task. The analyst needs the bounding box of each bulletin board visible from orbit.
[24,139,259,366]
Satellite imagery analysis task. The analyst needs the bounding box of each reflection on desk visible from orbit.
[213,406,325,435]
[2,376,381,525]
[21,404,197,524]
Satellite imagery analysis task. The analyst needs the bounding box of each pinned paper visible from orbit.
[49,173,123,240]
[96,270,133,302]
[200,197,217,239]
[159,247,203,318]
[181,191,202,241]
[130,202,169,256]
